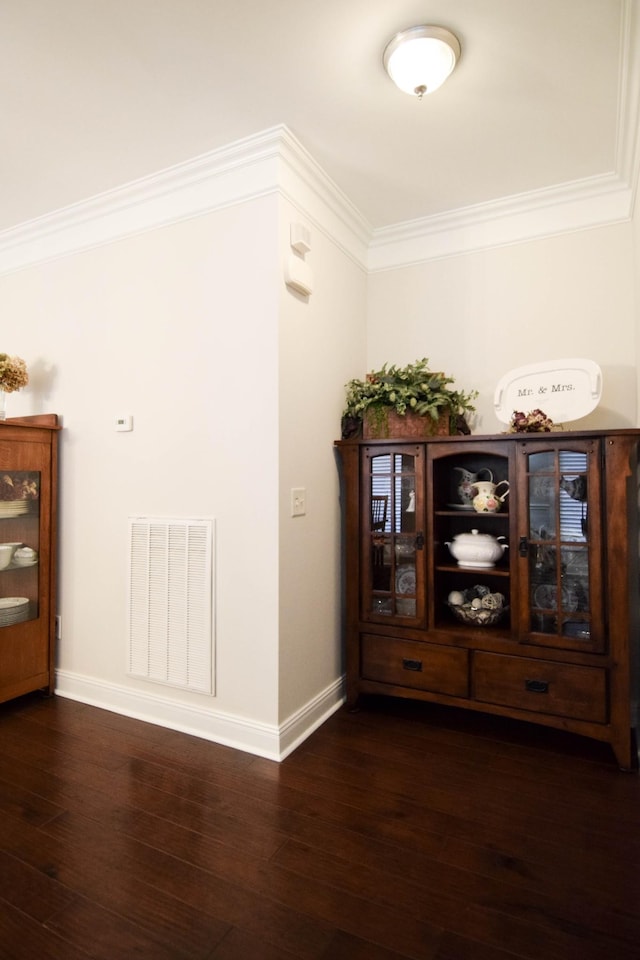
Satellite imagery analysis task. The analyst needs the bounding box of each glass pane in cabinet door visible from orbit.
[368,451,420,619]
[0,471,40,625]
[529,473,556,540]
[393,453,417,533]
[529,452,556,473]
[527,449,591,642]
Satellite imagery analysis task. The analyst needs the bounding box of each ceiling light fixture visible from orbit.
[383,25,461,99]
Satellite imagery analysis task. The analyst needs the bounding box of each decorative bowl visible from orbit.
[447,585,507,626]
[448,602,508,626]
[13,546,37,566]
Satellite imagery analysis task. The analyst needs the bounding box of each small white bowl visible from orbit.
[13,546,37,566]
[0,542,21,570]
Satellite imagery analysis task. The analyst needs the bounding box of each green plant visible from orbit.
[341,358,477,438]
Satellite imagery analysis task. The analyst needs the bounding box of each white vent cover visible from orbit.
[127,517,214,694]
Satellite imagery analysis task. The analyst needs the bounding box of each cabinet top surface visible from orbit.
[0,414,60,432]
[335,428,640,446]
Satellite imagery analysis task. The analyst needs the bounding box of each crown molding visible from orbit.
[0,0,638,281]
[616,0,640,207]
[0,125,371,277]
[369,0,640,271]
[367,172,633,271]
[275,127,372,267]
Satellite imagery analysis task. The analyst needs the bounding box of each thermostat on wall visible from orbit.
[115,414,134,432]
[494,359,602,424]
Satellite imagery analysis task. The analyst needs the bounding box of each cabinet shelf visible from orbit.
[437,563,510,576]
[437,510,509,519]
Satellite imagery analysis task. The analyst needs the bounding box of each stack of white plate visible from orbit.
[0,500,30,518]
[0,597,30,626]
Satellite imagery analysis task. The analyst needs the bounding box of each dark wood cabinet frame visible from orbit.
[336,430,640,771]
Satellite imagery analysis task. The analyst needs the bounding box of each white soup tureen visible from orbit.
[445,529,508,568]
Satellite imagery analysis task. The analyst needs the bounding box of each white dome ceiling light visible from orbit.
[383,25,461,99]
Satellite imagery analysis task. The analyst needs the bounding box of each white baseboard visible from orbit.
[54,669,345,761]
[278,676,346,760]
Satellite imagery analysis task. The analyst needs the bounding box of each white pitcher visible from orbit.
[472,480,510,513]
[453,466,494,507]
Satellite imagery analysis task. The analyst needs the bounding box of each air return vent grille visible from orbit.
[127,517,214,694]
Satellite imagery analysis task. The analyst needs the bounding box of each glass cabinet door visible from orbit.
[362,445,425,623]
[0,471,41,627]
[517,441,603,652]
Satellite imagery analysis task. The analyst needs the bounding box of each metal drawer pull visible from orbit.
[525,678,549,694]
[402,658,423,672]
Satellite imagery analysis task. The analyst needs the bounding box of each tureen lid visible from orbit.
[454,529,497,541]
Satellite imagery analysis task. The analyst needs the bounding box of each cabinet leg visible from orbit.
[346,693,361,713]
[612,728,639,772]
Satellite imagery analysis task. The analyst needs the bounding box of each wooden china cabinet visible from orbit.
[0,415,60,703]
[335,430,640,770]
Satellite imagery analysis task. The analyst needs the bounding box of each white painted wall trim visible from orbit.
[0,125,371,277]
[369,0,640,270]
[616,0,640,207]
[276,129,372,270]
[367,173,634,271]
[278,676,345,760]
[2,11,639,279]
[1,138,634,278]
[55,669,345,761]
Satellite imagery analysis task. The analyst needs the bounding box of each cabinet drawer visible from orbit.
[361,634,468,698]
[473,652,607,723]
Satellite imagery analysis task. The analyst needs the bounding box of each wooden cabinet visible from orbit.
[0,415,60,703]
[335,431,640,770]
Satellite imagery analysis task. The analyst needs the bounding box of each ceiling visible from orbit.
[0,0,633,235]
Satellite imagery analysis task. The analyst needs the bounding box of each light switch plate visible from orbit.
[291,487,306,517]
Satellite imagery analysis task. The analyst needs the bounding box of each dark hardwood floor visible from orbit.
[0,691,638,960]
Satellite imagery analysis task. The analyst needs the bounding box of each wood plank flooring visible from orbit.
[0,691,638,960]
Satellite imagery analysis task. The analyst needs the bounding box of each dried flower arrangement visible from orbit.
[508,409,554,433]
[0,354,28,393]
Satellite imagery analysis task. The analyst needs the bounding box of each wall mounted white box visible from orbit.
[284,255,313,296]
[290,223,311,255]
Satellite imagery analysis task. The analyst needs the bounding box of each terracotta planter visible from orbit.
[363,407,452,439]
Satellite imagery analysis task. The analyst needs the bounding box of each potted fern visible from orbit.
[341,358,477,439]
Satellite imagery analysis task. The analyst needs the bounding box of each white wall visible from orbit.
[634,198,640,421]
[0,130,370,758]
[367,222,637,432]
[277,197,367,725]
[1,196,286,739]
